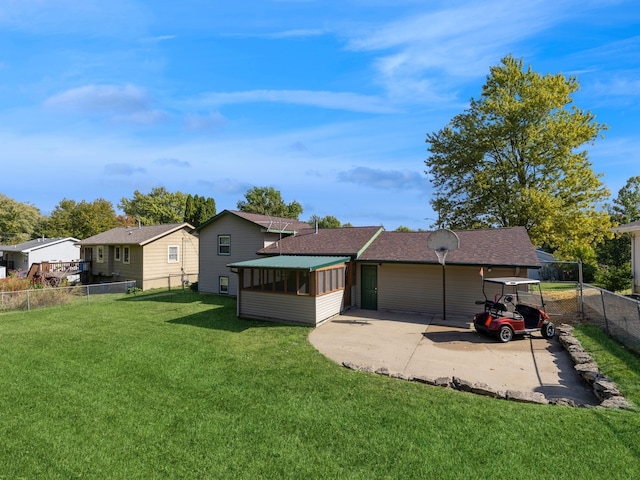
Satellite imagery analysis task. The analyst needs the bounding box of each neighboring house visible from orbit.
[227,226,540,326]
[611,220,640,295]
[529,249,557,280]
[195,210,311,296]
[76,223,198,291]
[0,237,80,272]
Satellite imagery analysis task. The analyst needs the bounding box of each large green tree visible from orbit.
[307,215,341,229]
[237,186,303,219]
[119,187,188,225]
[0,194,42,244]
[184,194,216,228]
[425,55,611,258]
[41,198,119,239]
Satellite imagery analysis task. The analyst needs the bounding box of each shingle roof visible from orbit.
[0,237,80,253]
[228,255,351,271]
[358,227,540,267]
[196,209,310,233]
[76,223,194,246]
[258,226,384,257]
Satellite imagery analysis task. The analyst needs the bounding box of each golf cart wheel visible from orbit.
[497,325,513,343]
[541,321,555,339]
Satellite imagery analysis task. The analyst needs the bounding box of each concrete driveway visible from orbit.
[309,309,598,406]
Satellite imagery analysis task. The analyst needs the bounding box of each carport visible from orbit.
[309,309,598,406]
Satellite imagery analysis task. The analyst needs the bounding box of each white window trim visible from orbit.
[115,246,121,262]
[218,235,231,256]
[168,245,179,263]
[123,246,130,264]
[97,245,104,263]
[219,276,229,294]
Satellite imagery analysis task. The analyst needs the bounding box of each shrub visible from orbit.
[594,263,632,292]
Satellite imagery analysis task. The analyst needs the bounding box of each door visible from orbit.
[361,265,378,310]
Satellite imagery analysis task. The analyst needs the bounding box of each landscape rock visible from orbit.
[505,390,549,405]
[574,363,602,383]
[452,377,500,398]
[600,396,632,409]
[593,379,621,400]
[569,350,594,365]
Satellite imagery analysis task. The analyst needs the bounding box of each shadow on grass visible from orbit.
[121,291,300,333]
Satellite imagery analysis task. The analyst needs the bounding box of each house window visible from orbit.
[168,245,179,263]
[123,246,130,264]
[240,267,335,296]
[218,235,230,255]
[115,246,121,261]
[219,276,229,294]
[97,246,104,263]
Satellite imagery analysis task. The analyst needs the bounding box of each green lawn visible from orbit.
[1,292,639,479]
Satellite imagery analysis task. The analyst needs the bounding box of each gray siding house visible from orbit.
[195,210,311,296]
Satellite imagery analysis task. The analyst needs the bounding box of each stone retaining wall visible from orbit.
[342,324,631,409]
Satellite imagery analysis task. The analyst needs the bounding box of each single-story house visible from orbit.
[611,220,640,295]
[227,226,540,326]
[76,223,198,291]
[529,249,557,280]
[195,210,311,296]
[0,237,80,272]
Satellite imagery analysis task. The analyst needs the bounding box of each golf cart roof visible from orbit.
[483,277,541,286]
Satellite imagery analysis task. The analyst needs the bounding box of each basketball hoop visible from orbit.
[434,248,448,266]
[427,229,460,320]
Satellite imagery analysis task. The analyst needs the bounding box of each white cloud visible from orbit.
[338,166,429,191]
[345,0,573,101]
[196,89,398,114]
[44,84,166,124]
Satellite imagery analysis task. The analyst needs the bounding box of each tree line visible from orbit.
[0,185,348,244]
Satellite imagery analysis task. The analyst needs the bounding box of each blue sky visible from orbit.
[1,0,639,230]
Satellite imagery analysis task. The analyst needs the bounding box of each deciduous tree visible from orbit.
[307,215,341,229]
[41,198,119,239]
[425,55,611,258]
[0,194,41,244]
[237,186,303,219]
[119,187,188,225]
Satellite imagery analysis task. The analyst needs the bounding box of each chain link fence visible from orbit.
[537,259,640,354]
[581,284,640,354]
[0,281,136,313]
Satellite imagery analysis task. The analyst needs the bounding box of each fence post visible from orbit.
[600,289,609,334]
[578,261,585,319]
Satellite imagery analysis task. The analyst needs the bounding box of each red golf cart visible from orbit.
[473,277,555,343]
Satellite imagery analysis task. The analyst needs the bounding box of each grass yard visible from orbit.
[1,292,640,479]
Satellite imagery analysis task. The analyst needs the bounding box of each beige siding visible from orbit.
[315,290,345,323]
[141,230,199,290]
[198,215,269,295]
[238,291,317,325]
[357,263,526,317]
